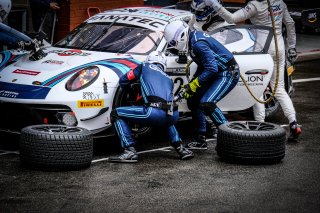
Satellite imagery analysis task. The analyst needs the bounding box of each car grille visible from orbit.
[0,101,72,133]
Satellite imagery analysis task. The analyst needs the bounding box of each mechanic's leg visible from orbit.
[204,70,239,126]
[253,95,265,122]
[269,45,301,140]
[167,119,194,160]
[109,109,138,163]
[186,99,207,150]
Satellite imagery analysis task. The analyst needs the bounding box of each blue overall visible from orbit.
[114,62,181,148]
[0,22,32,48]
[187,30,240,135]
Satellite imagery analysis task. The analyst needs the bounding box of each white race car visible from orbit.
[0,7,285,137]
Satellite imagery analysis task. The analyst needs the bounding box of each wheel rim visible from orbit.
[227,121,277,131]
[264,86,279,110]
[31,125,83,133]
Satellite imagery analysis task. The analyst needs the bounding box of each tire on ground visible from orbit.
[20,125,93,171]
[216,121,286,164]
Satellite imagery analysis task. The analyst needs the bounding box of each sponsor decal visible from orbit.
[88,15,166,29]
[0,90,19,98]
[308,12,317,23]
[126,70,135,80]
[42,59,64,65]
[166,68,186,74]
[78,99,104,108]
[13,69,40,76]
[237,69,269,86]
[269,3,283,21]
[245,69,269,75]
[149,64,170,78]
[83,92,100,100]
[144,9,174,17]
[110,8,139,13]
[245,5,251,13]
[238,75,264,86]
[49,49,91,56]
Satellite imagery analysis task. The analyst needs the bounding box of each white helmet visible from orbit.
[164,20,189,52]
[146,51,167,70]
[0,0,11,22]
[191,0,214,21]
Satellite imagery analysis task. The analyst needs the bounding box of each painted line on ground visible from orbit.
[91,146,174,163]
[0,150,19,156]
[293,77,320,83]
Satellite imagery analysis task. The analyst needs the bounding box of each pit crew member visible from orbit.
[108,51,194,163]
[204,0,301,141]
[164,20,240,150]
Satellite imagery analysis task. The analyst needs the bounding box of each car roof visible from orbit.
[86,6,192,31]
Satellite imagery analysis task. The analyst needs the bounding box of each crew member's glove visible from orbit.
[182,78,201,99]
[287,48,297,63]
[204,0,222,11]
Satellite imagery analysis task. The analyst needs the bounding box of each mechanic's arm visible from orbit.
[205,0,257,24]
[282,2,296,49]
[188,15,196,30]
[193,41,219,85]
[119,64,142,88]
[0,31,20,48]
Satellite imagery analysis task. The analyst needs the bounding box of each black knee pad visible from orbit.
[199,102,217,115]
[110,109,119,123]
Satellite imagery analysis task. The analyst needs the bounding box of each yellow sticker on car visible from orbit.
[78,100,104,108]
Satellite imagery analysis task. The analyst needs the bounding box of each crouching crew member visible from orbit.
[108,51,194,163]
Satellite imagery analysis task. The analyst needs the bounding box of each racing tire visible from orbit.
[264,85,281,119]
[19,125,93,171]
[216,121,286,165]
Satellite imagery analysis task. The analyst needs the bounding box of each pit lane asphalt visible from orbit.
[1,59,320,213]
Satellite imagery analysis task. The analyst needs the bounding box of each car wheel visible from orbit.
[113,84,153,138]
[264,85,281,119]
[216,121,286,164]
[19,125,93,171]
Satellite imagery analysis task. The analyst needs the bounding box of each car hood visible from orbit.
[0,47,141,100]
[1,47,135,82]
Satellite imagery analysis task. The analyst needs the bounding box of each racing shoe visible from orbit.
[186,135,207,150]
[288,121,302,142]
[171,142,194,160]
[108,146,138,163]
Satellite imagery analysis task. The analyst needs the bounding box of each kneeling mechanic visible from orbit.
[108,51,194,163]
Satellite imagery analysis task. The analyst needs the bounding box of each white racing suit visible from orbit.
[217,0,297,123]
[188,14,231,32]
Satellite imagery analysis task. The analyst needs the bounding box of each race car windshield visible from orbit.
[55,23,163,55]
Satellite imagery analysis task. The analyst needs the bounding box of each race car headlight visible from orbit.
[66,66,100,91]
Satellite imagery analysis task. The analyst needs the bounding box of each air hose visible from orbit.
[185,0,280,104]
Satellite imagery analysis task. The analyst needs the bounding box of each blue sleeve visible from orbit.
[193,41,218,86]
[0,32,19,48]
[119,64,142,88]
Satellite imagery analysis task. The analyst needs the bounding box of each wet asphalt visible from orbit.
[1,58,320,212]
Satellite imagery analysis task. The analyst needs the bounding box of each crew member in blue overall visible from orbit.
[164,20,240,150]
[0,0,36,50]
[0,0,16,49]
[108,51,194,163]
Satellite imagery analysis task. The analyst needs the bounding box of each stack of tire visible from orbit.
[216,121,287,164]
[19,125,93,171]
